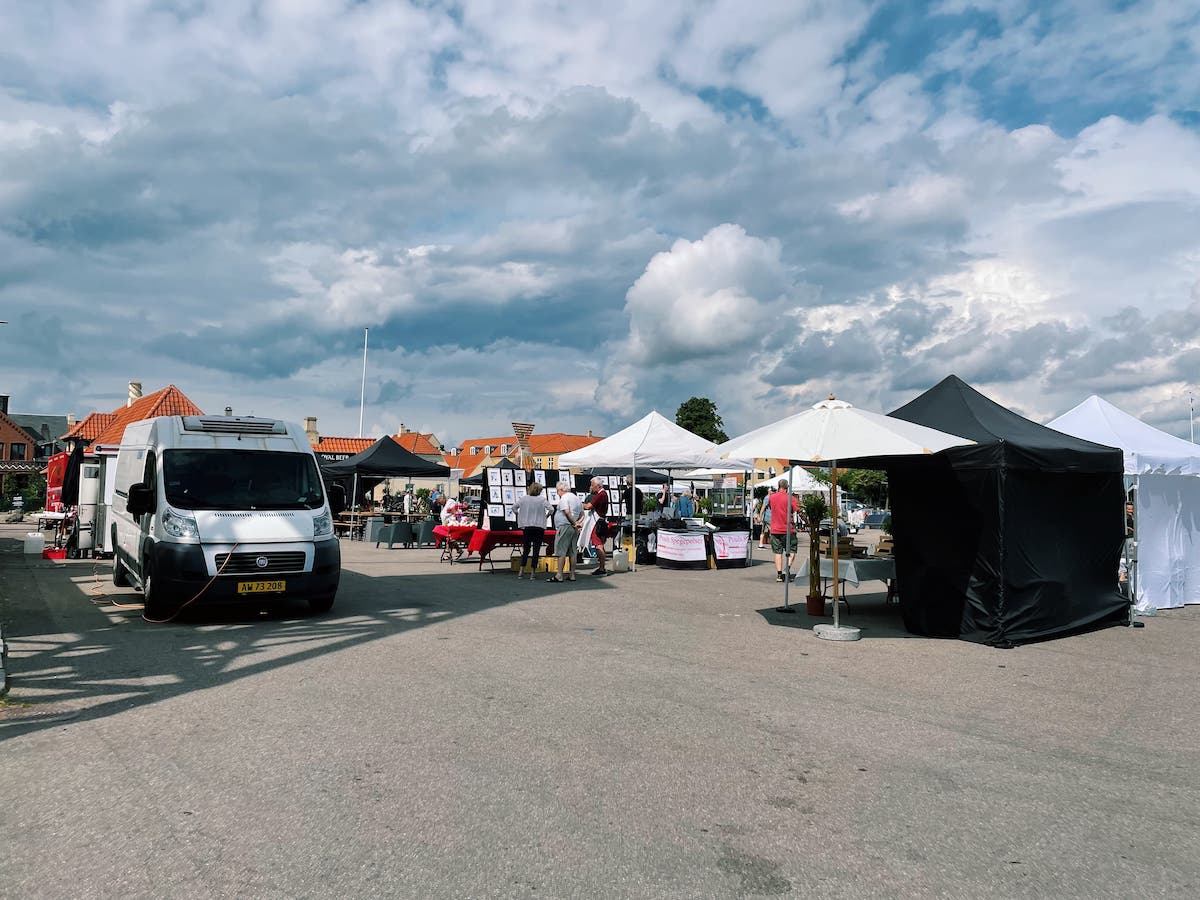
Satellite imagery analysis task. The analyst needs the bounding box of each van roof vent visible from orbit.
[181,416,288,435]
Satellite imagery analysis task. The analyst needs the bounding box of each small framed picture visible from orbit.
[559,470,570,486]
[547,488,559,503]
[504,505,516,520]
[488,469,502,486]
[533,470,546,486]
[501,469,514,485]
[515,485,527,498]
[489,486,502,503]
[488,504,504,518]
[502,486,515,504]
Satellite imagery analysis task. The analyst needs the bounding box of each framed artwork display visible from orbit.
[502,486,515,504]
[490,486,502,503]
[488,469,502,486]
[501,469,514,485]
[533,470,547,486]
[488,504,504,518]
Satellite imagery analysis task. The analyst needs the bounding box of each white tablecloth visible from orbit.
[795,556,895,586]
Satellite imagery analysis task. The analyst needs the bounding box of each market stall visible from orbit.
[1049,395,1200,614]
[872,376,1128,646]
[558,410,754,572]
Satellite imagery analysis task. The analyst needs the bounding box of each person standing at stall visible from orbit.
[759,486,774,549]
[548,480,583,583]
[514,481,551,579]
[583,476,610,577]
[767,478,801,582]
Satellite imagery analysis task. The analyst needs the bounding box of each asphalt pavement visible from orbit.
[1,522,1198,899]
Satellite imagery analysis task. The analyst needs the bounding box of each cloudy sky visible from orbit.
[2,0,1199,445]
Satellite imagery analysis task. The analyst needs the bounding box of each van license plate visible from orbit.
[237,580,286,594]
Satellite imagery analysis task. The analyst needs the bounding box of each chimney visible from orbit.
[127,381,143,407]
[225,406,233,416]
[304,416,319,444]
[67,413,76,428]
[399,422,410,435]
[0,394,8,415]
[587,429,593,438]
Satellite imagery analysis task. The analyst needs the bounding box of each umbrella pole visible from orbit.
[815,460,860,641]
[831,463,840,628]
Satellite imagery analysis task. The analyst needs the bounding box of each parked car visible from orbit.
[818,517,856,537]
[863,512,888,529]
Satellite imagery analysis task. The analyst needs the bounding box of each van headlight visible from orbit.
[161,507,199,539]
[312,510,333,537]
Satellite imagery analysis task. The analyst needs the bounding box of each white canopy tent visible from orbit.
[559,411,756,570]
[750,465,828,494]
[1049,395,1200,613]
[560,411,755,471]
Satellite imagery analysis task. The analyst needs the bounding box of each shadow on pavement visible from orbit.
[1,536,604,742]
[755,591,916,639]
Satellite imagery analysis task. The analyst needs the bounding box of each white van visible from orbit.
[110,415,341,618]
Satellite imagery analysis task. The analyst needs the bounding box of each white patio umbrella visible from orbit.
[719,397,975,640]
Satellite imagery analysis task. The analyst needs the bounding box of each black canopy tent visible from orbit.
[859,376,1128,646]
[320,437,451,479]
[321,437,450,511]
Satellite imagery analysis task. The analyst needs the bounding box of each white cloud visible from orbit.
[621,224,791,365]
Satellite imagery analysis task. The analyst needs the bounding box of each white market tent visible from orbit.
[560,411,755,471]
[750,465,828,494]
[559,411,756,570]
[1048,395,1200,612]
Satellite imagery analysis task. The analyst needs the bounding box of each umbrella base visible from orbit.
[775,606,798,614]
[813,624,861,641]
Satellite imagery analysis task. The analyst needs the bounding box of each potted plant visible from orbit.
[801,493,829,616]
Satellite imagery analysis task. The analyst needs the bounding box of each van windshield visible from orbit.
[163,450,326,511]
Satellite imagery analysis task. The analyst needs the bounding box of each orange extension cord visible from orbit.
[88,543,241,624]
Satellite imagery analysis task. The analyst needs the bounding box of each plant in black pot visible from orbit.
[801,493,829,616]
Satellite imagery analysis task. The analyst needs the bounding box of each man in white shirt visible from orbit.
[548,481,583,583]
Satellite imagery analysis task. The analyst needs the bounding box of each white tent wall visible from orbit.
[1049,395,1200,613]
[1135,475,1200,611]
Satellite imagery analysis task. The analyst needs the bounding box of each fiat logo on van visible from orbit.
[255,556,269,568]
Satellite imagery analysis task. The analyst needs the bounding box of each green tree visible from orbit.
[837,468,888,507]
[800,493,829,602]
[675,397,728,443]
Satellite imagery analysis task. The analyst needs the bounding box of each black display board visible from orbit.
[477,466,571,530]
[573,473,631,520]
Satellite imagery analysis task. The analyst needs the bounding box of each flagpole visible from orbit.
[352,327,368,514]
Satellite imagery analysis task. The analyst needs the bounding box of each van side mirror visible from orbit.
[327,483,346,516]
[127,483,154,517]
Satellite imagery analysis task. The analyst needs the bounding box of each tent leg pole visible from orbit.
[632,459,637,573]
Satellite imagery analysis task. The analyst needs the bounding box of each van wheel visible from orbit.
[141,566,170,621]
[112,555,130,587]
[307,594,335,614]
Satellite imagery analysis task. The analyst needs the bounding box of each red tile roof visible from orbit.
[88,386,205,451]
[63,412,116,441]
[526,433,602,454]
[312,437,375,455]
[393,432,441,455]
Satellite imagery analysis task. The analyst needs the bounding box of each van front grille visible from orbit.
[214,551,307,575]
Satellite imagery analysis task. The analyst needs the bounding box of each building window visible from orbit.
[501,443,510,454]
[10,443,26,460]
[470,447,479,455]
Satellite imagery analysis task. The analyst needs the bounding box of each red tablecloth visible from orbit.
[433,524,477,547]
[466,528,557,569]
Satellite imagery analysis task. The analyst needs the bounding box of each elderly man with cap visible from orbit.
[582,476,610,576]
